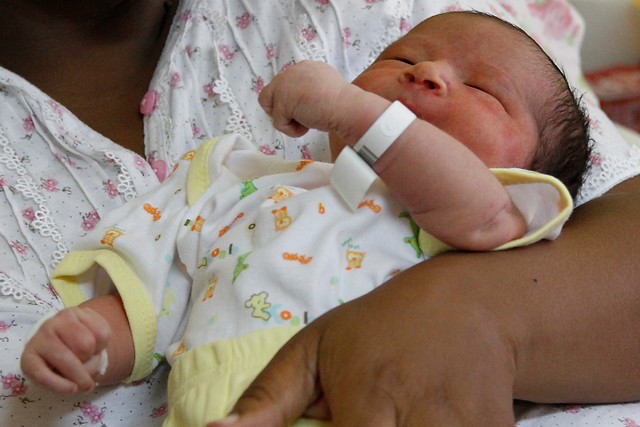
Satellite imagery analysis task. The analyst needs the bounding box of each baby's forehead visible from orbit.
[405,12,528,46]
[394,12,551,76]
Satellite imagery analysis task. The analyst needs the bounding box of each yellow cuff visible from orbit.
[51,250,158,382]
[418,169,573,256]
[186,137,220,207]
[166,326,328,427]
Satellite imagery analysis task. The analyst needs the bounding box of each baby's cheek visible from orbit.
[501,133,537,169]
[473,131,533,169]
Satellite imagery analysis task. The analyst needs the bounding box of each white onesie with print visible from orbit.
[51,133,572,425]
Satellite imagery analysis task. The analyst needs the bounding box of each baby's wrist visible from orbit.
[332,85,390,145]
[330,101,416,210]
[351,101,416,167]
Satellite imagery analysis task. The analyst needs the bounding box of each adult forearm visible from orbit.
[218,178,640,426]
[405,178,640,404]
[512,187,640,402]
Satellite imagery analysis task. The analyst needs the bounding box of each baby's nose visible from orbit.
[400,61,449,95]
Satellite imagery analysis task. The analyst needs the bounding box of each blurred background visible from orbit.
[571,0,640,132]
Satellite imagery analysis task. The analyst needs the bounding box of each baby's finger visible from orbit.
[31,315,99,392]
[54,308,109,362]
[21,348,80,394]
[23,337,96,393]
[271,118,310,138]
[257,79,275,116]
[75,307,112,353]
[48,344,97,392]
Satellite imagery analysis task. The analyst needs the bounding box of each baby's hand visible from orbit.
[259,60,358,137]
[21,306,111,394]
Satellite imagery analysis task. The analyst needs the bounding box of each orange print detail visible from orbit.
[100,229,124,247]
[282,252,313,264]
[269,186,294,203]
[202,279,218,302]
[345,249,365,270]
[357,199,381,213]
[219,212,244,237]
[281,311,292,320]
[172,341,185,359]
[182,150,196,160]
[296,160,313,171]
[272,206,291,231]
[318,203,325,214]
[191,215,205,232]
[143,203,162,221]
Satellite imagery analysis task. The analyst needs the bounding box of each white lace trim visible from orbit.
[0,271,55,310]
[40,92,137,204]
[0,127,69,269]
[213,78,255,142]
[576,143,640,205]
[201,7,256,143]
[295,14,326,62]
[368,0,410,63]
[105,151,138,202]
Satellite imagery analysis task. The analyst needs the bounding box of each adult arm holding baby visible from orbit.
[217,179,640,427]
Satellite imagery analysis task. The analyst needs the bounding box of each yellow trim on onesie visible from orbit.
[186,137,219,207]
[50,250,158,382]
[419,168,573,256]
[165,326,328,427]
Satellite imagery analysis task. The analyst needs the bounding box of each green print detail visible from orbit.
[240,180,258,199]
[341,237,360,250]
[160,287,176,317]
[197,257,208,269]
[403,236,422,259]
[399,211,423,258]
[399,211,419,235]
[232,252,251,283]
[153,353,164,363]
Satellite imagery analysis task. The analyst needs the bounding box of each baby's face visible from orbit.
[338,12,547,169]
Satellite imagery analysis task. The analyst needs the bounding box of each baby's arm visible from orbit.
[21,293,134,393]
[259,60,526,250]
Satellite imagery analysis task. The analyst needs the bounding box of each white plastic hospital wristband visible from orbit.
[330,101,416,210]
[330,146,379,210]
[352,100,416,166]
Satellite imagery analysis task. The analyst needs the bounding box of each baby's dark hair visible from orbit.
[463,11,592,199]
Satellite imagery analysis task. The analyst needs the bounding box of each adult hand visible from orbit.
[208,257,518,426]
